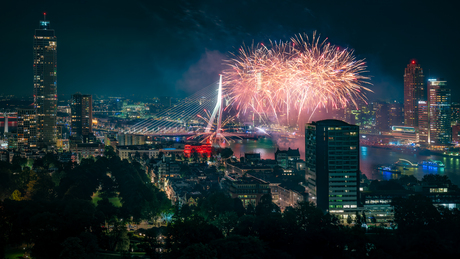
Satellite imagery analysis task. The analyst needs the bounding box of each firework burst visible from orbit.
[222,32,372,125]
[191,109,241,144]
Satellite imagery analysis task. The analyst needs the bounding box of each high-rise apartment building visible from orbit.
[388,102,404,126]
[418,101,430,144]
[428,79,451,144]
[71,93,93,138]
[451,103,460,126]
[17,109,37,152]
[305,120,360,216]
[404,61,425,127]
[375,102,390,132]
[33,14,57,147]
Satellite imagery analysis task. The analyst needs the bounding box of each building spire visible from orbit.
[39,13,50,29]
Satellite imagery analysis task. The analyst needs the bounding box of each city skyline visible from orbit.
[0,0,459,102]
[2,2,460,259]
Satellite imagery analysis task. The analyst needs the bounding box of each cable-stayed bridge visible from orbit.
[127,78,223,135]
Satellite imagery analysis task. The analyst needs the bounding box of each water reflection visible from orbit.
[359,146,459,184]
[229,138,278,159]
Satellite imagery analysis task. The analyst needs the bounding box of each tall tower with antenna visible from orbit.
[34,13,57,148]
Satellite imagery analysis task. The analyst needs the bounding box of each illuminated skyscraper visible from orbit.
[33,14,57,148]
[404,61,425,127]
[418,101,429,144]
[71,93,93,141]
[451,103,460,126]
[428,79,451,144]
[375,102,390,132]
[17,109,37,151]
[388,102,404,126]
[305,120,360,217]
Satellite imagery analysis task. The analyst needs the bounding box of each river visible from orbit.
[228,138,460,186]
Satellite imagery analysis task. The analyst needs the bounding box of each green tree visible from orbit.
[12,155,27,169]
[60,237,86,259]
[97,197,119,221]
[134,151,141,162]
[255,194,280,216]
[398,175,419,187]
[210,211,238,237]
[165,216,223,258]
[9,189,23,201]
[0,167,13,200]
[220,148,233,159]
[210,235,266,259]
[391,194,441,232]
[421,174,453,186]
[104,146,116,159]
[180,164,191,178]
[192,151,199,162]
[179,243,217,259]
[107,220,130,252]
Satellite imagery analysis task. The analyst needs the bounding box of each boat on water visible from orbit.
[377,166,401,174]
[394,159,418,167]
[421,160,445,167]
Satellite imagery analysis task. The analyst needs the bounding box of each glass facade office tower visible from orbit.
[33,17,57,147]
[428,79,451,144]
[404,61,425,127]
[305,120,360,216]
[71,94,93,138]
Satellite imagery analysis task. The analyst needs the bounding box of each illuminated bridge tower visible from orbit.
[34,13,57,148]
[206,74,223,137]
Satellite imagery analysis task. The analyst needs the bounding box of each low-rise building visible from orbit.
[275,148,301,168]
[0,150,13,162]
[362,190,411,226]
[117,145,159,160]
[226,162,273,176]
[159,162,181,179]
[71,143,104,159]
[248,172,307,211]
[184,143,212,158]
[244,153,261,165]
[221,174,271,207]
[362,186,460,226]
[275,183,306,211]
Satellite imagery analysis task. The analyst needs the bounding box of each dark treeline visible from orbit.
[161,192,460,259]
[0,147,170,258]
[2,149,460,258]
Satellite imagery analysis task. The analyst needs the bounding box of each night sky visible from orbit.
[1,0,459,101]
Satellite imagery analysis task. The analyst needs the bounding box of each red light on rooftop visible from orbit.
[412,60,415,64]
[44,12,46,15]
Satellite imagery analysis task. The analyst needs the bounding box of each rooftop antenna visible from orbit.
[44,12,46,21]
